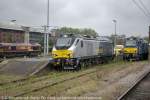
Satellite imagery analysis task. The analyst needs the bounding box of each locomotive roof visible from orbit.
[96,36,112,43]
[126,37,148,42]
[59,34,113,43]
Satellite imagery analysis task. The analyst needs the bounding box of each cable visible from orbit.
[138,0,150,16]
[132,0,150,18]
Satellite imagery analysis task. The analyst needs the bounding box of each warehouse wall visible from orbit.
[0,29,24,43]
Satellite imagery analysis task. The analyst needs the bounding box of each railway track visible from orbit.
[11,69,98,97]
[0,72,66,90]
[1,61,141,99]
[0,62,101,86]
[0,58,112,98]
[0,66,99,98]
[0,77,28,86]
[117,69,150,100]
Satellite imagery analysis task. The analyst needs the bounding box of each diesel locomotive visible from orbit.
[52,34,114,70]
[123,37,149,61]
[0,43,41,58]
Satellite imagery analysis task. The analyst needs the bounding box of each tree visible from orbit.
[144,36,149,42]
[55,27,98,37]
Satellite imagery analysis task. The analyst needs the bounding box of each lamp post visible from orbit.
[43,0,50,56]
[113,19,117,46]
[10,19,16,23]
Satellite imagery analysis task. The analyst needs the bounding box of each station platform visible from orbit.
[0,57,53,76]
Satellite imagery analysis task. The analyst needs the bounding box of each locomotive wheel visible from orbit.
[143,53,148,60]
[80,62,86,68]
[73,59,80,71]
[74,62,81,71]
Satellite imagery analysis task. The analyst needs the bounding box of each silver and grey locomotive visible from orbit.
[52,34,114,70]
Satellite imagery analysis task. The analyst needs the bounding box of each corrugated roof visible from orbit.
[0,22,23,31]
[0,22,50,33]
[0,42,41,46]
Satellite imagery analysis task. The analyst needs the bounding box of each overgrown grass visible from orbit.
[0,74,23,83]
[0,60,148,97]
[23,61,148,96]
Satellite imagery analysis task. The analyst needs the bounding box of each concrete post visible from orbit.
[21,26,30,44]
[25,32,29,44]
[46,33,49,55]
[44,25,47,56]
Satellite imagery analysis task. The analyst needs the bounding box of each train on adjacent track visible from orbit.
[0,43,41,58]
[52,34,114,70]
[123,37,149,61]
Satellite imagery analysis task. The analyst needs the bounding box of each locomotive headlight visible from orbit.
[52,53,57,57]
[124,50,127,52]
[52,54,55,57]
[67,52,73,58]
[123,49,128,53]
[134,50,137,53]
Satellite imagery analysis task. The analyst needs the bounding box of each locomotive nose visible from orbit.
[52,50,73,59]
[123,48,138,54]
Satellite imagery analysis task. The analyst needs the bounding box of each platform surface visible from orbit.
[0,57,52,76]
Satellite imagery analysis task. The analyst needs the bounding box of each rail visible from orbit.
[117,68,150,100]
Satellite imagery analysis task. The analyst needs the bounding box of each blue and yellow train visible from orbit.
[123,37,149,61]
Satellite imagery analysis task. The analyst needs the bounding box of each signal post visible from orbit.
[149,26,150,61]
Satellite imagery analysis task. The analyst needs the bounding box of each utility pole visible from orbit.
[43,0,50,56]
[46,0,50,55]
[113,19,117,47]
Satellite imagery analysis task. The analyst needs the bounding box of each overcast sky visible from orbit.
[0,0,150,36]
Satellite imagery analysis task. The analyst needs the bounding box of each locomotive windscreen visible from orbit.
[125,40,136,47]
[55,37,75,49]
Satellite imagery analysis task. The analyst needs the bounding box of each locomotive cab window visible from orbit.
[125,40,136,47]
[55,37,75,49]
[81,40,84,48]
[75,39,79,46]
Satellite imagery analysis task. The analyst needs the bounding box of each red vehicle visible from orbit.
[0,43,41,58]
